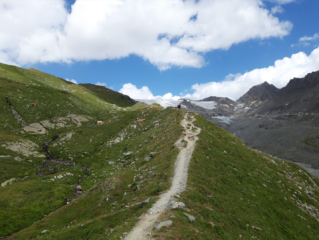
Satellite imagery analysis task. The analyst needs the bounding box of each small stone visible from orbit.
[183,213,196,222]
[155,220,173,230]
[144,156,151,162]
[1,178,16,187]
[123,151,133,156]
[149,152,157,157]
[139,198,150,208]
[41,230,49,234]
[108,161,114,165]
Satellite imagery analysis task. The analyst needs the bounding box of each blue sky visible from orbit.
[0,0,318,100]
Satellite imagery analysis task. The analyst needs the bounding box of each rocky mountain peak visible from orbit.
[200,96,235,105]
[237,81,278,104]
[282,70,319,94]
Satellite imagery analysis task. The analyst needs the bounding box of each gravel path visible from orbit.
[124,112,201,240]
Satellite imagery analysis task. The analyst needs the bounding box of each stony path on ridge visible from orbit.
[124,111,201,240]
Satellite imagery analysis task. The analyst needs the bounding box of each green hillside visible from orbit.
[79,83,136,108]
[0,62,318,239]
[151,115,319,239]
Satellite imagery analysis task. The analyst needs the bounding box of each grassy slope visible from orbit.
[79,83,136,108]
[152,114,319,239]
[0,63,164,237]
[10,108,184,239]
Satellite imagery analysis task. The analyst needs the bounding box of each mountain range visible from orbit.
[179,70,319,177]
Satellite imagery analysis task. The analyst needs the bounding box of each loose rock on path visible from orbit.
[124,111,201,240]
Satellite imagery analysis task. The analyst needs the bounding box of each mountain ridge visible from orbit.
[181,70,319,177]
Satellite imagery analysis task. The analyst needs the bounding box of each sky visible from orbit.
[0,0,318,101]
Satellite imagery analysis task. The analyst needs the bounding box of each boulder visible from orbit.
[23,123,47,134]
[40,120,55,129]
[169,201,186,210]
[155,220,173,230]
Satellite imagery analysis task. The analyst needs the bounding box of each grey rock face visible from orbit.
[2,140,45,158]
[155,220,173,230]
[183,70,319,176]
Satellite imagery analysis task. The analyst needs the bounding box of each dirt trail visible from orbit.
[125,111,201,240]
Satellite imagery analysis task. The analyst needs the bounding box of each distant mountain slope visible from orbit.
[79,83,136,107]
[245,71,319,118]
[237,81,279,104]
[180,70,319,176]
[201,96,235,105]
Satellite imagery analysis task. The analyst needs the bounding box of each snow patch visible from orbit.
[212,116,233,124]
[192,101,217,110]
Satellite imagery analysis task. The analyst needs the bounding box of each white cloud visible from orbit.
[0,0,292,70]
[65,78,77,84]
[299,33,319,42]
[119,48,319,103]
[185,47,319,100]
[265,0,296,4]
[96,82,106,87]
[271,5,284,14]
[119,83,180,101]
[119,83,155,100]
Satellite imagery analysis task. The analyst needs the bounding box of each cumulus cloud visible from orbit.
[65,78,77,84]
[119,83,180,101]
[271,5,284,14]
[265,0,296,4]
[299,33,319,42]
[291,33,319,48]
[185,47,319,100]
[96,82,106,87]
[0,0,292,70]
[120,47,319,102]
